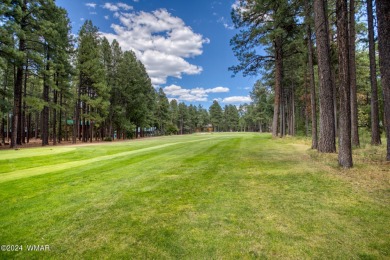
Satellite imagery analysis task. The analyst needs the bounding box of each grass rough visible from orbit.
[0,133,389,259]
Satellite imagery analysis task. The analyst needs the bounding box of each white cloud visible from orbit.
[103,2,133,12]
[222,96,252,103]
[206,86,229,93]
[90,12,97,15]
[104,15,109,20]
[101,8,209,85]
[85,2,97,8]
[117,3,133,11]
[163,85,230,102]
[103,3,119,11]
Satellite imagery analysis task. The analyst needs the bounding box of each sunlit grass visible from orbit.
[0,133,389,259]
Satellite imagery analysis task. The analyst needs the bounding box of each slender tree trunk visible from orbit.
[53,88,57,145]
[0,112,4,145]
[337,0,353,167]
[1,64,8,145]
[313,0,336,153]
[27,113,31,143]
[368,0,381,145]
[273,36,283,138]
[11,48,25,148]
[376,0,390,160]
[304,72,309,137]
[349,0,359,147]
[42,48,50,146]
[58,91,62,143]
[292,84,295,136]
[22,61,28,144]
[332,69,338,138]
[90,121,93,143]
[307,20,318,149]
[35,112,39,139]
[73,84,80,144]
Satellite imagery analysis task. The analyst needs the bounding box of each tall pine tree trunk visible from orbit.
[53,88,57,145]
[308,23,318,149]
[305,0,318,146]
[272,36,283,137]
[313,0,336,153]
[42,48,50,146]
[337,0,353,167]
[22,61,28,144]
[58,91,63,143]
[1,64,9,145]
[349,0,359,147]
[376,0,390,160]
[367,0,381,145]
[73,83,80,144]
[11,47,25,148]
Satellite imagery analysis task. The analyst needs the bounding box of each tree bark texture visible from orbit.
[337,0,353,168]
[367,0,381,145]
[349,0,359,147]
[376,0,390,160]
[313,0,336,153]
[306,7,318,149]
[272,36,283,138]
[42,49,50,146]
[11,51,24,148]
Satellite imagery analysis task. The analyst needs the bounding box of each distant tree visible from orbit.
[155,88,170,135]
[169,99,179,130]
[196,104,210,131]
[76,20,109,143]
[209,100,223,132]
[223,105,239,132]
[178,102,189,134]
[188,104,198,133]
[230,0,301,137]
[250,80,273,132]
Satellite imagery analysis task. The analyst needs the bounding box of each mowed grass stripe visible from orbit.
[0,133,388,259]
[0,136,218,183]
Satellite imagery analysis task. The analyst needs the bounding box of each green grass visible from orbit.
[0,133,389,259]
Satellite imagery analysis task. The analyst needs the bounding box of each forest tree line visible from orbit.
[230,0,390,165]
[0,0,271,149]
[1,0,389,166]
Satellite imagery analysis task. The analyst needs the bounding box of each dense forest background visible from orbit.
[0,0,389,166]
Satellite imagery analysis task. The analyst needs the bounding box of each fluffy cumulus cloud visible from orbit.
[222,96,252,103]
[101,8,209,85]
[163,85,230,102]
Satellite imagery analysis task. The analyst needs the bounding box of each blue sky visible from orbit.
[56,0,256,108]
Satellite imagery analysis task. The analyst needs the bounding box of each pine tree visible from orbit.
[313,0,336,153]
[230,0,301,137]
[337,0,353,167]
[209,100,223,132]
[76,20,109,143]
[376,0,390,160]
[367,0,381,145]
[155,88,170,135]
